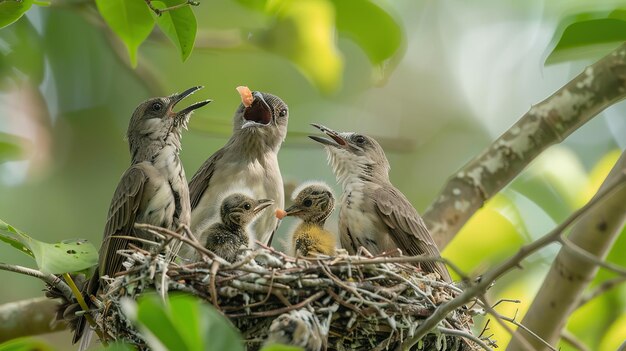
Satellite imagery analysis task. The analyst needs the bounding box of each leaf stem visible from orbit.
[62,273,108,346]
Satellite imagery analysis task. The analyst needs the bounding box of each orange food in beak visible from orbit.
[275,209,287,220]
[236,86,254,108]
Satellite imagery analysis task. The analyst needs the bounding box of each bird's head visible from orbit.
[284,182,335,224]
[232,87,289,150]
[220,193,274,229]
[127,86,211,160]
[309,124,390,184]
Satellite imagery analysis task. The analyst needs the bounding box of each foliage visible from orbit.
[0,218,97,274]
[0,338,55,351]
[123,294,245,351]
[1,0,403,93]
[546,7,626,64]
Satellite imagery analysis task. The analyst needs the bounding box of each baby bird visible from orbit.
[278,182,337,256]
[200,193,273,262]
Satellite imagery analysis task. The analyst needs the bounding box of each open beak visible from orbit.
[309,123,348,148]
[253,199,274,214]
[283,204,303,217]
[171,86,212,117]
[242,91,272,128]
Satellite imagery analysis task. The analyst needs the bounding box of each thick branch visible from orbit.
[400,167,626,350]
[424,42,626,249]
[507,151,626,351]
[0,297,66,342]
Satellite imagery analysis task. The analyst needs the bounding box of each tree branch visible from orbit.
[423,42,626,249]
[507,151,626,351]
[400,164,626,350]
[0,262,73,300]
[0,298,66,342]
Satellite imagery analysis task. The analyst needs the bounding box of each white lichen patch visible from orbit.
[452,188,461,196]
[576,67,594,89]
[454,200,471,212]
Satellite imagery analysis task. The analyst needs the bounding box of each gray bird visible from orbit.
[280,182,337,256]
[72,87,210,344]
[201,193,274,262]
[310,124,452,282]
[189,87,288,248]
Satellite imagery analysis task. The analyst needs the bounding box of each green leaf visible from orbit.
[0,0,33,29]
[95,0,155,67]
[256,0,343,94]
[546,9,626,65]
[152,0,197,61]
[0,133,26,163]
[0,218,98,274]
[0,16,44,87]
[0,337,56,351]
[126,294,244,351]
[332,0,403,65]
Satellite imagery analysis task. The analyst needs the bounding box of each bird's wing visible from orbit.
[189,148,225,210]
[373,186,452,282]
[99,165,148,278]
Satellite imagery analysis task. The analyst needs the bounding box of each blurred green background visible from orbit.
[1,0,626,349]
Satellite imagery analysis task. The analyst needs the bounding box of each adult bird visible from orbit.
[309,124,452,282]
[73,87,211,345]
[189,86,288,248]
[200,193,273,262]
[277,182,337,256]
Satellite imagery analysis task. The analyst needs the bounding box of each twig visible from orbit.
[0,263,73,301]
[144,0,199,16]
[424,42,626,249]
[560,329,591,351]
[559,237,626,276]
[509,154,626,350]
[577,276,626,308]
[438,326,493,351]
[401,172,626,350]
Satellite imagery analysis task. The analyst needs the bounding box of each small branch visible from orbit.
[0,298,66,342]
[62,273,108,346]
[424,42,626,249]
[401,168,626,350]
[144,0,199,16]
[561,329,592,351]
[508,153,626,351]
[577,276,626,308]
[0,262,72,300]
[437,326,493,351]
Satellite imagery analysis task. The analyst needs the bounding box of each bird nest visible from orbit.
[94,226,482,351]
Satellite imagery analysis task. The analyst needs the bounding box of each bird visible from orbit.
[72,87,211,345]
[188,86,288,249]
[265,309,326,351]
[276,181,337,256]
[200,193,274,262]
[309,124,452,282]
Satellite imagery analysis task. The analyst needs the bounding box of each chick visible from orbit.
[277,182,336,256]
[200,193,273,262]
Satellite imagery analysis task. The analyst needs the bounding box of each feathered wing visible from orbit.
[188,148,225,210]
[73,165,147,344]
[99,165,148,278]
[373,186,452,282]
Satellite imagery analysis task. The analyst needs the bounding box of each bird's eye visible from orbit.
[354,135,366,144]
[303,199,313,207]
[244,203,252,210]
[278,108,287,117]
[151,102,163,112]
